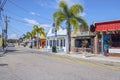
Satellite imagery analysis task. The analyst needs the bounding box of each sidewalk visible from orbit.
[53,52,120,63]
[35,48,120,63]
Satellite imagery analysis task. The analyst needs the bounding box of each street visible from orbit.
[0,46,120,80]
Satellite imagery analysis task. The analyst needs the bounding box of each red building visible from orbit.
[94,20,120,57]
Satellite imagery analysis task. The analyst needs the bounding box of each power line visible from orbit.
[9,24,24,34]
[5,9,25,19]
[10,17,29,24]
[0,0,7,12]
[0,0,8,29]
[8,0,29,13]
[8,0,51,21]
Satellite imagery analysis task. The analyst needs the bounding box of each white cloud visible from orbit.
[38,0,86,15]
[38,0,56,8]
[56,0,85,8]
[30,12,36,15]
[24,18,40,25]
[39,24,52,32]
[9,34,18,39]
[38,0,84,8]
[30,12,41,16]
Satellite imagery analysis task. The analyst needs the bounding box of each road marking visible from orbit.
[85,62,97,67]
[74,60,83,64]
[52,55,88,65]
[52,54,120,70]
[90,63,120,70]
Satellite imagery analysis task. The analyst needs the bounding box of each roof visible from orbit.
[46,26,67,38]
[95,20,120,25]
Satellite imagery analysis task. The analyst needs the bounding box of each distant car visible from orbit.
[8,43,15,47]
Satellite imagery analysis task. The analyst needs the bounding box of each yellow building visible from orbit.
[0,35,2,47]
[39,33,46,48]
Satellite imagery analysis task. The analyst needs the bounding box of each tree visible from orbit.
[53,1,88,54]
[26,32,32,40]
[31,29,36,39]
[33,25,45,49]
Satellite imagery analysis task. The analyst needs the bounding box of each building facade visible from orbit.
[94,20,120,57]
[46,26,67,52]
[39,34,46,48]
[71,31,95,53]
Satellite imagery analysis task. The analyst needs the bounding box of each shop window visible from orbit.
[75,39,91,48]
[111,34,120,47]
[75,39,82,47]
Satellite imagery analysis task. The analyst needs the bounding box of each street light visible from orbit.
[52,23,57,52]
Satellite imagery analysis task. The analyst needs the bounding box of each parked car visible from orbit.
[8,43,15,47]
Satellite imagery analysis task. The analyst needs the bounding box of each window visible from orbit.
[52,29,55,33]
[60,39,62,47]
[57,40,59,46]
[75,39,82,47]
[50,40,52,47]
[53,40,56,46]
[111,34,120,47]
[75,39,91,48]
[64,39,65,47]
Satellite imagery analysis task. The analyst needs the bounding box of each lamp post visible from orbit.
[52,23,57,52]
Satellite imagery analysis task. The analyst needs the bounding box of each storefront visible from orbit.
[94,20,120,57]
[40,34,46,48]
[71,31,95,53]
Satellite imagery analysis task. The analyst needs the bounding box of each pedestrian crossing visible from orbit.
[52,54,120,70]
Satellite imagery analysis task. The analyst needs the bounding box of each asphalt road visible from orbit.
[0,46,120,80]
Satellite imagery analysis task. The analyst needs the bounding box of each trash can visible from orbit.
[52,46,57,53]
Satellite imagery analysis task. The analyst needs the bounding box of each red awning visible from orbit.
[95,20,120,31]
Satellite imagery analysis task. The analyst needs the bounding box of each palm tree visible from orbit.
[31,29,36,39]
[33,25,45,49]
[53,1,88,54]
[26,32,32,40]
[22,34,26,41]
[31,29,36,48]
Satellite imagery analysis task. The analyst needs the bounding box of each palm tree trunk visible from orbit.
[66,22,71,54]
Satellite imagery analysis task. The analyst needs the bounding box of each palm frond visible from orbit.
[76,17,88,31]
[33,25,39,32]
[53,10,66,21]
[31,30,36,38]
[55,15,66,30]
[69,4,83,16]
[38,27,45,35]
[69,18,79,33]
[59,1,69,16]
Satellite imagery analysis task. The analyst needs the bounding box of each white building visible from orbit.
[46,26,67,52]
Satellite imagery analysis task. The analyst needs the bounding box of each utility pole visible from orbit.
[4,15,9,47]
[0,0,8,50]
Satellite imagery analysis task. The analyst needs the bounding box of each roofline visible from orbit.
[94,19,120,25]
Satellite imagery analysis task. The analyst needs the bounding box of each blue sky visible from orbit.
[0,0,120,39]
